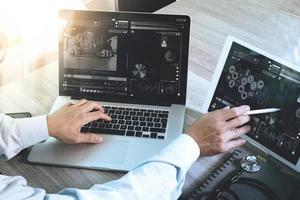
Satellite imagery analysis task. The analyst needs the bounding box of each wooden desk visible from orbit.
[0,0,299,197]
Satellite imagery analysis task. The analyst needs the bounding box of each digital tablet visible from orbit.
[202,36,300,172]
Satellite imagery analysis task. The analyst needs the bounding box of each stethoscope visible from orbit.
[208,154,279,200]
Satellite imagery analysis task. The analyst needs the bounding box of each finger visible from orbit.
[222,106,230,110]
[73,99,88,107]
[82,101,105,113]
[226,115,251,130]
[79,101,103,112]
[62,102,73,108]
[225,125,251,140]
[221,105,250,120]
[225,139,246,151]
[83,111,111,124]
[77,133,103,144]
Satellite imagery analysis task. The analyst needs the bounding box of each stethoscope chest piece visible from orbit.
[240,154,262,173]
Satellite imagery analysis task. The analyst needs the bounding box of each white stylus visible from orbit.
[245,108,281,115]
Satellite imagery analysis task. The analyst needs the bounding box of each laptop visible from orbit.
[28,10,190,171]
[202,36,300,172]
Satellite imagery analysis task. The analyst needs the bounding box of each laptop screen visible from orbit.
[59,10,190,106]
[208,42,300,164]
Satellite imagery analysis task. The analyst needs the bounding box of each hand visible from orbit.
[187,105,251,156]
[47,99,111,144]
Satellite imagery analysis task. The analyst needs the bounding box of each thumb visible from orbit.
[78,133,103,144]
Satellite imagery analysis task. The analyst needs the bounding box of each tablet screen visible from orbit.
[208,42,300,164]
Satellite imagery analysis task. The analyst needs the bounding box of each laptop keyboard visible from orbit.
[80,106,169,139]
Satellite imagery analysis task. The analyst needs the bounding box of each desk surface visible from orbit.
[0,0,299,196]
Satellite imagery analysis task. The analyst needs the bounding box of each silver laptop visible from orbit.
[202,36,300,172]
[28,10,190,171]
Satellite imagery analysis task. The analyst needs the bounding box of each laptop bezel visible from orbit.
[202,36,300,172]
[58,10,190,106]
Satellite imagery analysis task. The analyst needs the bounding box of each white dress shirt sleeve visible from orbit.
[0,133,200,200]
[0,114,49,160]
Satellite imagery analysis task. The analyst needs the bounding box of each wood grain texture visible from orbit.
[0,0,299,196]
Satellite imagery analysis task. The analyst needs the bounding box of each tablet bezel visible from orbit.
[202,36,300,173]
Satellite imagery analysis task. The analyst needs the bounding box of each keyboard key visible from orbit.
[162,122,167,128]
[135,132,142,137]
[99,123,105,128]
[113,125,120,129]
[142,135,150,138]
[157,136,165,139]
[150,128,166,133]
[88,128,125,136]
[151,113,157,118]
[126,131,135,136]
[120,125,127,130]
[125,121,132,125]
[111,115,117,119]
[111,119,118,124]
[162,111,169,114]
[158,114,168,118]
[144,113,150,117]
[125,116,131,120]
[118,115,124,119]
[154,123,161,127]
[118,120,125,124]
[81,127,89,132]
[130,111,137,115]
[139,117,146,121]
[146,117,153,122]
[147,122,154,127]
[140,122,146,126]
[137,112,143,116]
[128,125,134,130]
[142,127,149,132]
[123,111,129,115]
[132,116,138,120]
[91,123,98,128]
[133,121,139,126]
[153,118,160,122]
[105,124,112,129]
[135,126,142,131]
[161,119,167,123]
[150,133,157,138]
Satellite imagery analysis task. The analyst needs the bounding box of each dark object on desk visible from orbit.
[117,0,175,12]
[6,112,32,118]
[181,149,300,200]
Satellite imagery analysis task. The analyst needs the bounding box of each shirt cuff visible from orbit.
[164,134,200,171]
[16,115,49,149]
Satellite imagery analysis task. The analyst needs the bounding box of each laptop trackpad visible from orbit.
[82,140,129,164]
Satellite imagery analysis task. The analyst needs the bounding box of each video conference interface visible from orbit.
[209,42,300,164]
[60,15,188,103]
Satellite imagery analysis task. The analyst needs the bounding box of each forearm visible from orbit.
[0,134,199,200]
[57,134,200,200]
[0,114,49,160]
